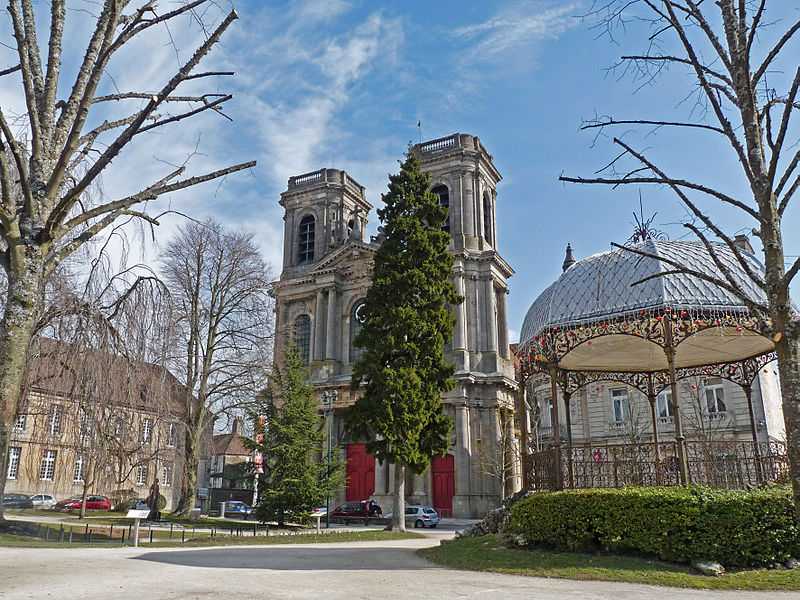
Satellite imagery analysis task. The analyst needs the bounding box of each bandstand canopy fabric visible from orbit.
[518,239,772,372]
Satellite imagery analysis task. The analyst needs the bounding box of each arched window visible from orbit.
[294,315,311,364]
[349,300,367,364]
[298,215,315,265]
[483,192,492,245]
[431,185,450,234]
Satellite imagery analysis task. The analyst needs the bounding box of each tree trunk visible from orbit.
[776,332,800,521]
[0,251,47,523]
[174,424,200,516]
[389,462,406,532]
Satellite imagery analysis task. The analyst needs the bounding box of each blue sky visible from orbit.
[1,1,797,342]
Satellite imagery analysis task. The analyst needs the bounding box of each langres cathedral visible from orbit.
[272,133,518,518]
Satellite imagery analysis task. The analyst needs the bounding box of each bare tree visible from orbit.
[0,1,255,524]
[160,219,273,515]
[560,2,800,517]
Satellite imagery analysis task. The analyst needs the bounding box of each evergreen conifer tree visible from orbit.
[345,150,462,531]
[248,347,344,527]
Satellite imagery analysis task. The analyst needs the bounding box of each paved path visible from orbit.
[1,522,798,599]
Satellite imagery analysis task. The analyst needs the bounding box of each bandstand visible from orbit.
[515,238,786,491]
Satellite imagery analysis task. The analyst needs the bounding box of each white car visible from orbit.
[30,494,57,509]
[404,505,439,528]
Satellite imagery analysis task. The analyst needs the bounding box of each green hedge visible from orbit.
[508,486,799,567]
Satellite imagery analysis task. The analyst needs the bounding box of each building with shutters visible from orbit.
[271,133,518,518]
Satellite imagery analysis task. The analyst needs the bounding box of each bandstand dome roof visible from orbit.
[519,239,772,372]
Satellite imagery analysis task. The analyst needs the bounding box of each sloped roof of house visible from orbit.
[212,432,250,457]
[23,338,191,417]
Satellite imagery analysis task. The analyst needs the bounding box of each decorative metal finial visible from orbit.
[627,193,667,244]
[562,243,576,272]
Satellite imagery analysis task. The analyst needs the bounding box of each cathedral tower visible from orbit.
[272,136,518,518]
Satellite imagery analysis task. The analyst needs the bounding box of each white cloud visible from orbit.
[453,1,582,64]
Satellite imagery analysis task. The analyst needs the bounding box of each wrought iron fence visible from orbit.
[522,439,788,491]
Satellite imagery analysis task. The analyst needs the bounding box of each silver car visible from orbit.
[30,493,57,509]
[404,505,439,528]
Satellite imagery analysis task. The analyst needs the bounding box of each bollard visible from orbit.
[182,529,185,543]
[128,523,132,539]
[121,529,125,545]
[88,529,92,543]
[110,525,114,542]
[149,528,153,543]
[69,528,73,543]
[253,524,257,537]
[45,526,50,542]
[192,525,196,540]
[85,523,89,541]
[170,523,174,539]
[59,524,64,542]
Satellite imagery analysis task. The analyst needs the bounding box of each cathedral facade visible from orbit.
[271,133,518,518]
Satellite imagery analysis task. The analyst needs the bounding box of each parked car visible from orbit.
[330,500,383,523]
[404,505,439,528]
[30,493,57,509]
[2,493,33,509]
[56,495,112,511]
[223,501,251,517]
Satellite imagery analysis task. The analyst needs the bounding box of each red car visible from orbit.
[330,500,383,523]
[56,495,111,511]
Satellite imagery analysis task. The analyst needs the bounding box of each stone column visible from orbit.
[326,287,337,360]
[462,170,475,240]
[314,290,325,361]
[485,278,498,354]
[454,272,466,351]
[453,403,472,517]
[496,287,508,359]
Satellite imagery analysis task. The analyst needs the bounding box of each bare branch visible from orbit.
[767,66,800,184]
[0,65,21,77]
[45,10,240,239]
[581,118,726,134]
[752,18,800,86]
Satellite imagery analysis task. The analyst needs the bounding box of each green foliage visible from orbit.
[247,347,345,526]
[344,150,461,475]
[508,485,799,567]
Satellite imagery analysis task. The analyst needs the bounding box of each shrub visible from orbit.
[508,485,798,567]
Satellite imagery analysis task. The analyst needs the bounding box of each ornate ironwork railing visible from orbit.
[522,440,788,491]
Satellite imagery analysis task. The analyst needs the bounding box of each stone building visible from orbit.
[6,339,188,510]
[271,133,518,517]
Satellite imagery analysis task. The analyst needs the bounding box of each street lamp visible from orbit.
[323,389,337,528]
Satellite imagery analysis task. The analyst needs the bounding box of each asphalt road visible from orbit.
[2,522,799,600]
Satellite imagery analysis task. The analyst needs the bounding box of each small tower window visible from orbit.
[431,185,449,234]
[483,192,492,245]
[294,315,311,364]
[298,215,315,265]
[349,300,367,364]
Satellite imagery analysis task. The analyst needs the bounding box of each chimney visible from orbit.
[562,243,576,272]
[232,416,243,437]
[733,234,754,254]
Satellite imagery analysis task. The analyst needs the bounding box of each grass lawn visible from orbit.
[0,528,422,548]
[418,535,800,591]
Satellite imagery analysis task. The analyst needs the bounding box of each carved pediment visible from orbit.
[309,240,377,277]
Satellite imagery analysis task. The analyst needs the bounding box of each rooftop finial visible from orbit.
[562,243,576,272]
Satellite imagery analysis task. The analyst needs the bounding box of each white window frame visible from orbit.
[611,389,631,423]
[40,450,57,481]
[48,405,62,435]
[166,423,175,447]
[13,414,25,432]
[7,446,21,479]
[538,398,553,428]
[162,465,171,487]
[136,463,148,486]
[73,456,85,483]
[142,418,152,444]
[657,390,673,419]
[704,384,727,414]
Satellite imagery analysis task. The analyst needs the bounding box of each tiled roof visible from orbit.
[520,239,766,345]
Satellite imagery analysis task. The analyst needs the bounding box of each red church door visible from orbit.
[345,444,375,501]
[432,454,455,518]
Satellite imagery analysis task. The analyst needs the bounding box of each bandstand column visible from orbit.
[663,324,688,485]
[742,378,764,483]
[549,363,563,490]
[646,374,661,485]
